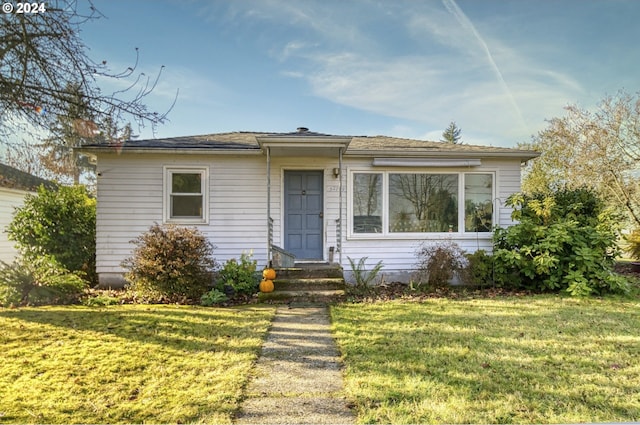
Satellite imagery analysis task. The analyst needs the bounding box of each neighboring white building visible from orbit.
[80,129,539,287]
[0,163,56,263]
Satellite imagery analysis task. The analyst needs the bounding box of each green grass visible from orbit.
[0,305,275,424]
[331,296,640,424]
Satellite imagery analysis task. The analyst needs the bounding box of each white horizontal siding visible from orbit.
[95,153,269,282]
[0,188,30,263]
[492,160,522,227]
[94,152,525,285]
[338,157,523,281]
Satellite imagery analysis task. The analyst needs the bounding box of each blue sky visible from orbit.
[82,0,640,147]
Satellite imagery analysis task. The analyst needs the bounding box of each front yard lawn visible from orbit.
[331,295,640,424]
[3,296,639,424]
[0,305,275,424]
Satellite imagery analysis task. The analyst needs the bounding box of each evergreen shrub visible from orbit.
[493,187,629,295]
[8,185,96,283]
[215,253,259,296]
[463,249,495,287]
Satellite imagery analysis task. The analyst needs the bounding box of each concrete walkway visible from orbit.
[235,305,355,424]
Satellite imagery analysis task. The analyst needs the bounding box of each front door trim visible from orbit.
[282,169,325,261]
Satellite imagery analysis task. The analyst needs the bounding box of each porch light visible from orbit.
[333,167,341,178]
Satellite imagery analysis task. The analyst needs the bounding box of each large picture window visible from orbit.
[164,167,208,224]
[389,173,458,233]
[351,171,493,236]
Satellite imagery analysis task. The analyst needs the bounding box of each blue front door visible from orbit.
[284,170,324,260]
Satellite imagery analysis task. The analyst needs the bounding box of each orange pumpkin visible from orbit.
[259,279,274,293]
[262,268,276,280]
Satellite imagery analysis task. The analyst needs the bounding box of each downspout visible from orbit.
[266,146,271,265]
[338,147,343,264]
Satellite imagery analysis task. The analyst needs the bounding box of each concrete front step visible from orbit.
[257,289,346,303]
[275,264,344,280]
[274,278,346,291]
[260,264,346,303]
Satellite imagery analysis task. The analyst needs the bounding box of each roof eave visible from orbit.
[77,147,262,155]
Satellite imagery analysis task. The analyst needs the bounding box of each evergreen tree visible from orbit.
[38,84,132,185]
[39,84,96,185]
[441,122,462,144]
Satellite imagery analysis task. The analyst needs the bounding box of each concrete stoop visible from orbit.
[258,264,347,303]
[234,306,355,424]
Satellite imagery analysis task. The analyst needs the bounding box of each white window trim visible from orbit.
[347,169,496,240]
[163,166,209,225]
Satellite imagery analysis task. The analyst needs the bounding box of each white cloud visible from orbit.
[196,1,591,145]
[267,2,586,145]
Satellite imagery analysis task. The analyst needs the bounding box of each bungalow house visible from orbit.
[0,163,57,263]
[80,128,539,287]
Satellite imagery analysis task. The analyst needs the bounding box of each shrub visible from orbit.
[215,253,258,296]
[122,224,217,302]
[623,228,640,260]
[0,256,87,307]
[493,187,629,295]
[7,185,96,283]
[463,249,495,287]
[83,294,120,307]
[200,289,229,306]
[414,240,468,288]
[347,256,384,288]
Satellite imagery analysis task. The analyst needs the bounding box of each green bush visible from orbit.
[414,240,468,288]
[122,224,217,302]
[83,294,120,307]
[463,250,495,287]
[216,253,258,296]
[493,187,629,295]
[200,289,229,306]
[0,256,87,307]
[7,185,96,283]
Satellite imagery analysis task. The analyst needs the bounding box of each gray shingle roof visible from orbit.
[81,131,538,159]
[347,135,536,157]
[0,163,57,192]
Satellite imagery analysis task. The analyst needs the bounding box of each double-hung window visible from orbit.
[351,171,494,236]
[164,167,209,224]
[353,173,383,233]
[464,173,493,232]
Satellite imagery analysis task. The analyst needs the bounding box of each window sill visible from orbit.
[346,232,493,241]
[164,218,208,225]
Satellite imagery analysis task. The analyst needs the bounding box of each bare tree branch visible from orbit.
[0,0,175,139]
[523,90,640,227]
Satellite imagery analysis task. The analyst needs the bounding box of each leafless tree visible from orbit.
[0,0,175,140]
[522,90,640,227]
